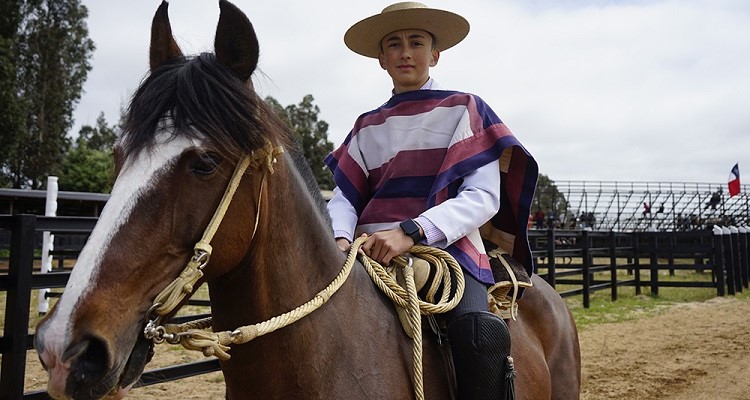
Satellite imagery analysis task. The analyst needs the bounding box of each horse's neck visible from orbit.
[209,156,348,324]
[206,157,444,398]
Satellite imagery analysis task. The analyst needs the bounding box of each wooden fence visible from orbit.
[1,215,748,398]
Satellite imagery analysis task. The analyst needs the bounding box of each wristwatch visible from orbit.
[399,219,423,244]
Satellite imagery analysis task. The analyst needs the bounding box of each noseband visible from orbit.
[143,141,284,342]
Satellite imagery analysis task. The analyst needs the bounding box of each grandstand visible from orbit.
[2,182,747,233]
[550,181,749,232]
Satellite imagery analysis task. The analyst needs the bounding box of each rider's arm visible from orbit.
[327,186,358,242]
[417,160,501,248]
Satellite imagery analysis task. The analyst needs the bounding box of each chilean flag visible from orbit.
[728,163,740,197]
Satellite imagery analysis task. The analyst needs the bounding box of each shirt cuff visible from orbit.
[333,230,353,242]
[414,216,447,247]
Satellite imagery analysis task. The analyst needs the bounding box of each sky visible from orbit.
[73,0,750,184]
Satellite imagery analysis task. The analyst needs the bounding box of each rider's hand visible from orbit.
[361,228,415,265]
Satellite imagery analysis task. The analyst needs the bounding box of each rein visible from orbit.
[143,141,283,343]
[142,142,464,400]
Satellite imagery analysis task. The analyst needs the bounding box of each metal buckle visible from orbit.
[192,250,209,270]
[143,302,165,343]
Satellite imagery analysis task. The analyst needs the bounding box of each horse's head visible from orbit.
[34,1,282,398]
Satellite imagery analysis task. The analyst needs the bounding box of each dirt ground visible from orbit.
[579,296,750,400]
[23,296,750,399]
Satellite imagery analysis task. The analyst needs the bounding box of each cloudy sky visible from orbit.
[73,0,750,184]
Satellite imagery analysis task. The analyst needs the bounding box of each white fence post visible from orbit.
[38,176,58,315]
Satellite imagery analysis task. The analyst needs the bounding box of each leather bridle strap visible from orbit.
[144,142,283,332]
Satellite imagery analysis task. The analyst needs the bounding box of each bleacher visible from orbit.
[552,181,749,232]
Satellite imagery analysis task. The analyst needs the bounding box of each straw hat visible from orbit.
[344,2,470,58]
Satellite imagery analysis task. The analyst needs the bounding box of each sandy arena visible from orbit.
[23,295,750,399]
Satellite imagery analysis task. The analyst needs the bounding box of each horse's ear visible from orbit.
[214,0,259,81]
[150,1,183,71]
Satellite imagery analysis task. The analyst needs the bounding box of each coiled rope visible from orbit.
[146,234,464,400]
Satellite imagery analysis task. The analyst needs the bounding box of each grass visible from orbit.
[552,257,750,331]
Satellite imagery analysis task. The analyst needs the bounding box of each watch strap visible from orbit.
[399,219,422,244]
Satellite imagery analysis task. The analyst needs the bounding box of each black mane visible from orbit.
[121,52,287,160]
[121,52,329,218]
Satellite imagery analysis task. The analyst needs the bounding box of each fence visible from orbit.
[529,227,749,307]
[0,215,219,399]
[2,215,749,398]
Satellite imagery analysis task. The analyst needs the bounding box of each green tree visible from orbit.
[58,112,116,193]
[266,95,334,190]
[77,112,117,151]
[2,0,95,189]
[532,174,573,228]
[0,0,23,188]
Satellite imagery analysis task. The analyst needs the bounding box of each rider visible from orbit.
[325,2,538,399]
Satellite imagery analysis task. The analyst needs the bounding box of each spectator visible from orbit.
[706,189,722,210]
[534,209,545,229]
[642,202,651,217]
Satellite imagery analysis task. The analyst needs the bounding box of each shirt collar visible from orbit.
[391,78,441,95]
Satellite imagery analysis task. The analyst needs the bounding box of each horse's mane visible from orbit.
[121,52,330,220]
[121,52,289,160]
[287,144,331,225]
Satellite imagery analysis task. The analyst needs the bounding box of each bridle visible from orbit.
[140,139,465,400]
[143,141,283,344]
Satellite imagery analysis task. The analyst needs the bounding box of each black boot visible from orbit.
[448,311,515,400]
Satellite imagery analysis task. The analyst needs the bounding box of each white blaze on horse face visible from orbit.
[42,127,201,356]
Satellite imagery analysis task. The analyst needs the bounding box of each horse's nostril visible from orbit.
[66,336,109,385]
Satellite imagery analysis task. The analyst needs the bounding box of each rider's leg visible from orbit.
[447,270,514,400]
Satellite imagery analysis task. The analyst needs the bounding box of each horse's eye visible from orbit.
[192,152,221,175]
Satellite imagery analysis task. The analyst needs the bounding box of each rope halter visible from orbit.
[143,141,284,342]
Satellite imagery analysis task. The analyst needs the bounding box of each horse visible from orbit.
[33,1,581,399]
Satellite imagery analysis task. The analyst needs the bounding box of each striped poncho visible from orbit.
[325,90,538,284]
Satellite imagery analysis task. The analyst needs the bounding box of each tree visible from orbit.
[0,0,23,188]
[266,95,334,190]
[532,174,573,229]
[1,0,95,189]
[58,112,116,193]
[77,112,117,151]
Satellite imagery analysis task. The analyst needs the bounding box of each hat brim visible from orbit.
[344,7,469,58]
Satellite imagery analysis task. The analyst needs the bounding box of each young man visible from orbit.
[325,3,538,399]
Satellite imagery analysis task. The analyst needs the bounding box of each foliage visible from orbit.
[265,95,334,190]
[58,112,116,193]
[75,112,117,151]
[532,174,574,228]
[0,0,22,188]
[1,0,95,189]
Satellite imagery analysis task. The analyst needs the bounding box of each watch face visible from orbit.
[400,219,421,242]
[401,220,418,235]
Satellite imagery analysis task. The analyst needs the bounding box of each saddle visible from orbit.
[401,243,532,322]
[388,248,522,400]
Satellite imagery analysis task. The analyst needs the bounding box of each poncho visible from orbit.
[325,90,538,284]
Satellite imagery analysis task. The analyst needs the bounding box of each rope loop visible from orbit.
[146,230,463,400]
[354,238,464,400]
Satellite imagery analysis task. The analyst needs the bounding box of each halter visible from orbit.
[141,140,464,400]
[143,141,283,340]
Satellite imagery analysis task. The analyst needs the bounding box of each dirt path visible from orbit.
[23,296,750,399]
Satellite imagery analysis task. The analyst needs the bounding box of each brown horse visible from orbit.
[33,1,580,399]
